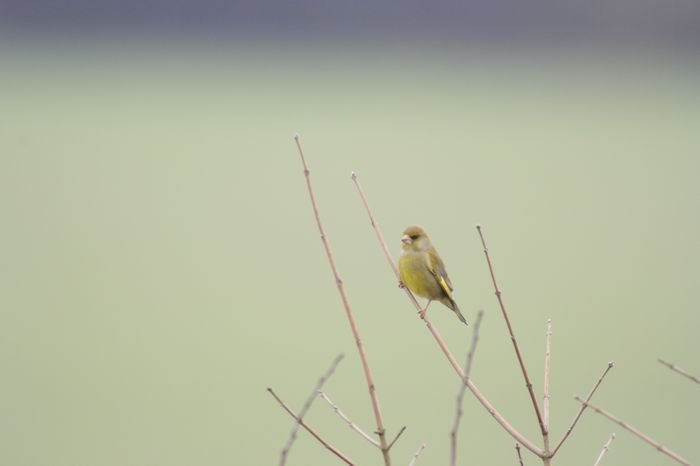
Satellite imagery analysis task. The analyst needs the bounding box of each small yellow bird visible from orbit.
[398,225,468,325]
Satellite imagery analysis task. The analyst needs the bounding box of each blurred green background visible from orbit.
[1,35,699,466]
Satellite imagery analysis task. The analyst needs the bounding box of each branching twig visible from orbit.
[593,433,616,466]
[476,224,546,437]
[387,426,407,450]
[515,443,525,466]
[268,386,353,465]
[543,319,553,455]
[269,388,353,465]
[574,397,690,466]
[295,138,392,465]
[352,173,543,458]
[275,353,344,466]
[552,361,614,456]
[658,358,700,385]
[408,443,427,466]
[318,391,380,448]
[451,310,485,466]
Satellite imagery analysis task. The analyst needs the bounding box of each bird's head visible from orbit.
[401,225,431,252]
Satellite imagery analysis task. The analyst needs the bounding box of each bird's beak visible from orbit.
[401,234,412,245]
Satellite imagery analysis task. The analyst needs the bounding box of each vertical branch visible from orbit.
[574,397,690,466]
[593,433,615,466]
[450,310,485,466]
[272,353,345,466]
[542,319,553,456]
[294,137,392,465]
[268,388,354,466]
[352,173,543,459]
[552,361,614,456]
[476,224,546,437]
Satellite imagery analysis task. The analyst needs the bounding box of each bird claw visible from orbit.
[398,281,406,289]
[418,309,426,319]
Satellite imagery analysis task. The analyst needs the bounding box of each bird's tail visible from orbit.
[454,307,468,326]
[444,298,468,326]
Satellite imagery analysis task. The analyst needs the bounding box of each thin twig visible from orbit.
[476,224,546,437]
[268,387,354,466]
[515,443,524,466]
[593,433,616,466]
[276,354,344,466]
[387,426,407,450]
[351,172,400,278]
[451,310,485,466]
[295,138,392,465]
[552,361,614,456]
[318,391,380,448]
[543,319,553,455]
[463,311,485,383]
[658,358,700,385]
[408,443,427,466]
[352,173,543,459]
[574,397,690,466]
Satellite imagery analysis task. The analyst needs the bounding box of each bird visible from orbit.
[398,225,468,325]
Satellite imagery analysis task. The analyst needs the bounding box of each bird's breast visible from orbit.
[399,251,442,299]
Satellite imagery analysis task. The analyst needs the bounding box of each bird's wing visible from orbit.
[427,248,454,296]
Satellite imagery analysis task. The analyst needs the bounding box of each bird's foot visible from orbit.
[418,300,431,319]
[398,281,406,289]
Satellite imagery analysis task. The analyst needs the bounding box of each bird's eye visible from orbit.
[410,235,419,240]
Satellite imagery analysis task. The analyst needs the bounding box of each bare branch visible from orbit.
[658,358,700,385]
[463,311,485,384]
[275,353,344,466]
[476,224,546,437]
[593,433,616,466]
[387,426,407,450]
[515,443,524,466]
[268,387,354,466]
[574,397,690,466]
[543,319,553,454]
[408,443,427,466]
[351,171,400,278]
[543,319,552,431]
[451,310,485,466]
[352,173,543,459]
[295,138,392,465]
[318,391,380,448]
[552,361,614,456]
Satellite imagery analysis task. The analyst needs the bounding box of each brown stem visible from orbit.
[268,387,354,466]
[515,443,525,466]
[552,362,614,456]
[294,137,392,465]
[476,224,547,437]
[451,310,485,466]
[658,358,700,385]
[387,426,407,450]
[351,171,400,278]
[593,433,616,466]
[275,354,344,466]
[352,173,543,458]
[574,397,690,466]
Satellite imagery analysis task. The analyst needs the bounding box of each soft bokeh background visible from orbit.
[1,2,699,465]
